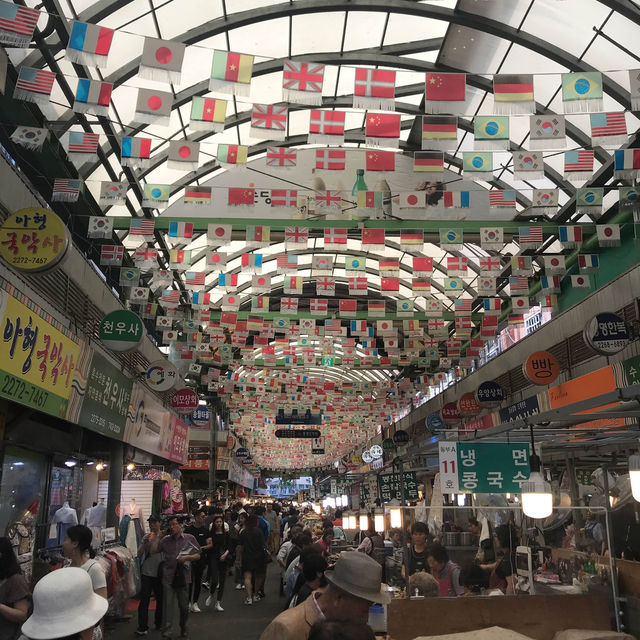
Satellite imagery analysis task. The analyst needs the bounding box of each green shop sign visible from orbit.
[377,471,419,502]
[99,310,144,352]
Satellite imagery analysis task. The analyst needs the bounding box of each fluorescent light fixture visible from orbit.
[630,453,640,502]
[64,460,77,468]
[359,510,369,532]
[374,509,385,533]
[389,506,402,529]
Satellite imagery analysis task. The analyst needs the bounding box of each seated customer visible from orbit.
[289,551,327,608]
[426,543,464,596]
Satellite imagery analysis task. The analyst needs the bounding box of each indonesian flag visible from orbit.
[365,112,401,147]
[324,228,348,246]
[362,228,385,248]
[309,110,345,144]
[353,68,396,110]
[315,149,346,171]
[282,61,324,104]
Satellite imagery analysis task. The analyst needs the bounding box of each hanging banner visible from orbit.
[0,288,82,417]
[377,471,418,502]
[439,441,530,494]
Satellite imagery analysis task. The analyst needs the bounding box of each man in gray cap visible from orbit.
[259,551,390,640]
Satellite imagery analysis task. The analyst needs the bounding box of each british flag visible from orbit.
[316,278,336,295]
[316,190,342,208]
[283,61,324,95]
[479,256,502,273]
[280,297,300,313]
[271,189,298,207]
[315,149,346,170]
[251,104,287,136]
[284,226,309,244]
[266,147,297,167]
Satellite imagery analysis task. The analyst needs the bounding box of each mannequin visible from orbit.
[120,498,145,552]
[48,502,79,545]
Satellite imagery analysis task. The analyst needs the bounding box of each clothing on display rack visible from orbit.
[46,502,78,547]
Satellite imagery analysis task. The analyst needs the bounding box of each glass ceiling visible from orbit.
[5,0,640,469]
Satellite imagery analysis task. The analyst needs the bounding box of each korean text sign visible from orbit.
[377,471,419,502]
[0,290,81,416]
[439,442,530,494]
[77,352,132,439]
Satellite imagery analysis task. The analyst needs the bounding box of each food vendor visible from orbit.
[487,524,517,594]
[426,543,464,596]
[401,521,430,578]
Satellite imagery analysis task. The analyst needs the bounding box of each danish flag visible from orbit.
[310,298,328,313]
[271,189,297,207]
[324,228,348,245]
[315,149,346,170]
[354,68,395,100]
[309,110,345,137]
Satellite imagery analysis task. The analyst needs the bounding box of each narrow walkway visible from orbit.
[107,562,285,640]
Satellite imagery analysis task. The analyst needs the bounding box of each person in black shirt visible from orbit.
[236,514,267,605]
[206,514,232,611]
[184,510,212,612]
[402,522,430,579]
[489,524,517,594]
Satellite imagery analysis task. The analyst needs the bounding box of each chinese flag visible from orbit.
[365,113,401,139]
[381,277,399,291]
[366,151,395,172]
[426,73,466,101]
[228,188,254,205]
[362,228,385,245]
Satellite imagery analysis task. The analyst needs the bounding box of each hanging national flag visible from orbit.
[480,227,503,252]
[168,220,194,239]
[312,256,333,274]
[190,96,227,132]
[596,224,621,247]
[511,255,533,275]
[447,256,468,276]
[511,296,530,313]
[357,191,383,209]
[477,276,496,296]
[281,297,300,315]
[339,300,358,317]
[564,150,594,180]
[14,67,55,103]
[396,300,414,316]
[218,273,238,290]
[140,37,185,83]
[365,112,401,147]
[398,192,425,209]
[207,224,232,246]
[379,259,400,274]
[493,74,534,113]
[488,190,516,208]
[576,187,603,216]
[250,104,288,140]
[443,191,470,209]
[561,72,603,112]
[425,72,466,113]
[66,131,99,167]
[529,115,566,149]
[184,185,212,206]
[509,276,529,292]
[134,247,158,270]
[207,250,227,271]
[614,149,640,180]
[518,226,543,249]
[184,271,206,288]
[269,189,297,208]
[578,254,600,273]
[276,254,298,273]
[474,116,509,150]
[308,110,345,144]
[362,228,385,248]
[571,274,591,289]
[444,278,463,298]
[210,49,254,95]
[97,181,126,207]
[169,249,192,270]
[100,245,124,266]
[353,68,395,110]
[282,60,324,104]
[10,126,47,151]
[315,152,350,178]
[381,277,400,292]
[73,78,112,116]
[366,150,395,172]
[463,152,493,179]
[512,151,544,181]
[160,289,180,305]
[558,225,583,248]
[88,216,113,239]
[400,229,424,247]
[411,257,432,277]
[251,275,271,293]
[66,20,113,66]
[135,87,172,126]
[316,190,342,209]
[368,301,386,318]
[413,151,443,174]
[439,228,463,250]
[167,140,199,171]
[245,226,270,247]
[142,184,170,209]
[345,256,365,273]
[52,178,81,202]
[228,188,254,206]
[532,188,559,214]
[221,293,240,311]
[266,147,297,168]
[0,2,39,47]
[121,136,152,168]
[316,277,336,295]
[284,275,303,294]
[348,277,368,295]
[412,278,431,293]
[310,298,329,316]
[543,255,566,275]
[217,144,248,165]
[590,112,627,146]
[324,228,347,246]
[421,115,457,150]
[284,226,309,247]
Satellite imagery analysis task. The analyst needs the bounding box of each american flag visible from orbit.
[519,226,543,245]
[315,149,346,170]
[271,189,297,207]
[15,67,55,96]
[316,190,342,208]
[509,276,529,292]
[276,254,298,270]
[354,68,395,99]
[68,132,100,153]
[590,112,627,138]
[324,228,347,244]
[266,147,296,167]
[455,298,473,312]
[309,110,345,137]
[161,289,181,303]
[185,271,206,286]
[565,150,594,173]
[251,104,287,132]
[488,190,516,207]
[283,61,324,93]
[52,178,81,195]
[284,227,308,244]
[129,218,156,235]
[0,3,40,37]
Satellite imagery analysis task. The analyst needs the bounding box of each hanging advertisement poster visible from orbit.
[0,288,82,417]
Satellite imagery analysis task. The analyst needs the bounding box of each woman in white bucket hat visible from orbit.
[20,568,107,640]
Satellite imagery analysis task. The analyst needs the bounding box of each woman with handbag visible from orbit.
[205,515,231,611]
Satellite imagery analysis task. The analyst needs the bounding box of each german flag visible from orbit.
[413,151,444,173]
[184,185,211,205]
[422,116,457,141]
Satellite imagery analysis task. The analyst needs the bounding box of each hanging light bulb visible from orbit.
[389,505,402,529]
[359,509,369,531]
[126,462,135,471]
[630,452,640,502]
[521,425,553,519]
[374,509,385,533]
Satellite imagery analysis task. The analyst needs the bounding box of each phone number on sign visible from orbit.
[0,373,49,408]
